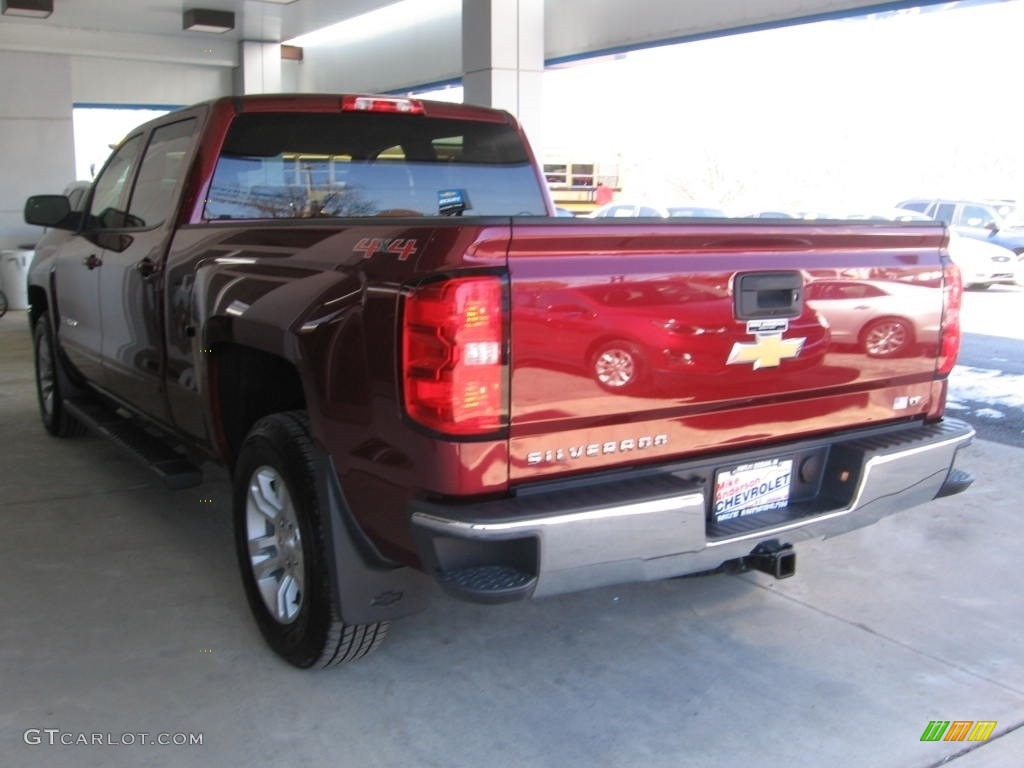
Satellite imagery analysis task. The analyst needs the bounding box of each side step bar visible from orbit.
[936,467,974,498]
[63,398,203,490]
[436,564,537,604]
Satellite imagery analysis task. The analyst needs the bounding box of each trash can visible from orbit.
[1,247,35,311]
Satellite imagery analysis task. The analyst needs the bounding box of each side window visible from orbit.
[66,186,87,212]
[899,201,928,213]
[127,118,197,228]
[89,134,144,229]
[958,204,994,228]
[931,203,955,224]
[376,144,406,161]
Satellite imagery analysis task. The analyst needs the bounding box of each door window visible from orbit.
[899,201,929,213]
[957,204,995,228]
[931,203,956,224]
[127,118,197,228]
[89,134,144,229]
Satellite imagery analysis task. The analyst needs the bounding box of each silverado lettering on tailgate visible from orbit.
[527,434,669,466]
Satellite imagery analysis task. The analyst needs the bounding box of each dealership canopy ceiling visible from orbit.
[0,0,955,91]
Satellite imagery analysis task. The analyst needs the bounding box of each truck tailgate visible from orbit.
[507,220,950,483]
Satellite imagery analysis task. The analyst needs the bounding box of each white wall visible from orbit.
[72,57,232,107]
[296,15,462,93]
[0,50,75,250]
[0,49,233,250]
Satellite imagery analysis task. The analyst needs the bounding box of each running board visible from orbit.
[63,398,203,490]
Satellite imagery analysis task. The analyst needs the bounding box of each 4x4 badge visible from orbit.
[727,332,805,370]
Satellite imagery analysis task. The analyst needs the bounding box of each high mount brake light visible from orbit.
[938,260,963,377]
[402,276,507,436]
[341,95,424,115]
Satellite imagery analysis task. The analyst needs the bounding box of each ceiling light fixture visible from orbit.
[2,0,53,18]
[183,8,235,34]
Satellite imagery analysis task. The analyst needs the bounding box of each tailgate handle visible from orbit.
[735,271,804,320]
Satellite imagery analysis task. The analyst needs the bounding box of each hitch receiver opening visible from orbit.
[745,540,796,579]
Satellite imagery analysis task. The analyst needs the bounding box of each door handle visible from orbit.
[136,258,157,278]
[83,254,102,270]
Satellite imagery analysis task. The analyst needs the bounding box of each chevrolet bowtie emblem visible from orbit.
[727,332,805,369]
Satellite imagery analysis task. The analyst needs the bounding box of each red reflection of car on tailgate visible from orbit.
[514,278,830,394]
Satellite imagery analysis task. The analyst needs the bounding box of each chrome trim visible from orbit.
[704,507,852,548]
[413,493,704,536]
[412,420,975,598]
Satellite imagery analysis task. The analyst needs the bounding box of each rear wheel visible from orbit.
[0,290,8,318]
[33,315,86,437]
[233,411,388,668]
[862,317,912,358]
[591,340,644,392]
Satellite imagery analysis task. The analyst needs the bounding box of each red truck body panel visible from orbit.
[506,221,948,483]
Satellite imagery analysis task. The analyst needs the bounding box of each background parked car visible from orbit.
[896,197,1024,258]
[586,202,668,218]
[30,180,92,255]
[840,207,1019,288]
[664,204,727,217]
[947,231,1019,289]
[586,202,727,218]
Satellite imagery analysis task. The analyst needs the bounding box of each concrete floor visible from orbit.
[1,310,1022,768]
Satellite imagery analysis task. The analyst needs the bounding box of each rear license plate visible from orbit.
[713,458,794,522]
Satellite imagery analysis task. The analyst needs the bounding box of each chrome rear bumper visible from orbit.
[410,419,975,601]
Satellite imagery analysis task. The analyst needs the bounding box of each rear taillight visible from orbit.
[402,276,507,436]
[937,260,963,377]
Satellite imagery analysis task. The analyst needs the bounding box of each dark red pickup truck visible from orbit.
[25,94,974,668]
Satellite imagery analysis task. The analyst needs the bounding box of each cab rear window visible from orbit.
[204,112,547,220]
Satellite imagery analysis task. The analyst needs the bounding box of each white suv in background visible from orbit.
[896,198,1024,259]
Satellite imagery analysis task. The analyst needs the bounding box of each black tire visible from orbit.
[591,340,645,393]
[233,411,388,668]
[0,290,8,318]
[33,315,87,437]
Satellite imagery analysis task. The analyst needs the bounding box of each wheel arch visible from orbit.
[858,314,915,340]
[209,341,307,468]
[27,283,48,328]
[584,333,648,366]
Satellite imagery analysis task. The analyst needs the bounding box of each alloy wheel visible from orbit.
[245,466,306,624]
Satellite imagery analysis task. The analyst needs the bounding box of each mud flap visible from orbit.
[311,445,432,625]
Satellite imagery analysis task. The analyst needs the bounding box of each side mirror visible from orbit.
[984,221,1000,233]
[24,195,75,229]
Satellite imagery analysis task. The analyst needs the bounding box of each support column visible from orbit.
[462,0,544,147]
[235,41,282,95]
